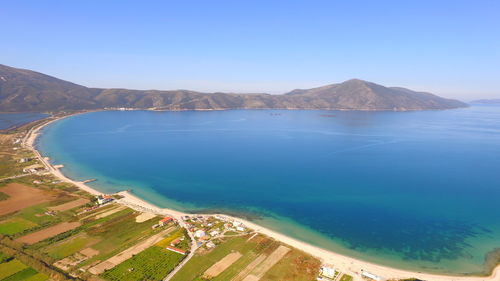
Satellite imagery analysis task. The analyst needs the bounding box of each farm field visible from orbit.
[15,222,81,245]
[12,202,64,227]
[0,134,19,177]
[0,181,166,279]
[0,184,54,216]
[170,233,318,281]
[100,229,189,281]
[0,254,48,281]
[77,209,163,269]
[0,218,38,235]
[88,226,175,274]
[0,191,9,201]
[48,198,89,212]
[44,233,99,260]
[259,247,320,281]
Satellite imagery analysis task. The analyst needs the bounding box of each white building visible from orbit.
[319,265,336,279]
[194,230,206,238]
[361,270,381,281]
[96,195,113,205]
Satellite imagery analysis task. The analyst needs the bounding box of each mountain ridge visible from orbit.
[0,64,467,112]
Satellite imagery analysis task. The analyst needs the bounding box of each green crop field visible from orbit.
[2,267,38,281]
[76,209,163,269]
[0,217,38,235]
[89,209,158,252]
[44,234,98,260]
[0,259,28,279]
[101,246,185,281]
[15,203,61,226]
[23,273,48,281]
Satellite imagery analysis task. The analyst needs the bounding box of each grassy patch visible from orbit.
[0,252,12,263]
[0,259,28,279]
[101,246,185,281]
[2,267,38,281]
[15,203,61,226]
[44,234,97,260]
[23,273,48,281]
[260,248,320,281]
[340,274,353,281]
[89,211,156,254]
[0,218,38,235]
[77,209,162,269]
[0,191,9,201]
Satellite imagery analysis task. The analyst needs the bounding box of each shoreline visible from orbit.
[23,113,500,281]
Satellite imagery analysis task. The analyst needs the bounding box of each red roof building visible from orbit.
[166,246,186,255]
[159,217,173,226]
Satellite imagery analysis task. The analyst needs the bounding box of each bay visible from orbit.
[37,106,500,274]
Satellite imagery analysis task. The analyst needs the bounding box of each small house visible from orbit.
[159,217,173,226]
[96,195,113,205]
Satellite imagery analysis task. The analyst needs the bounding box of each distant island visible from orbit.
[470,99,500,105]
[0,64,467,112]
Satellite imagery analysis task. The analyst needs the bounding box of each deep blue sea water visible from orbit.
[37,106,500,274]
[0,112,48,130]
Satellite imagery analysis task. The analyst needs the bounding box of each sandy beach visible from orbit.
[23,114,500,281]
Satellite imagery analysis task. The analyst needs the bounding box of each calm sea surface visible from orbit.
[37,106,500,274]
[0,112,48,129]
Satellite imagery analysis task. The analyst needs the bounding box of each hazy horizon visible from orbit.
[1,0,499,100]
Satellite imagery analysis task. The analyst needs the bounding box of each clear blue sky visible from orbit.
[1,0,499,99]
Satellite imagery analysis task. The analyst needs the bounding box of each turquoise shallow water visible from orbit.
[37,106,500,275]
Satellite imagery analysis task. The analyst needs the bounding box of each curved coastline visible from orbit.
[24,112,500,281]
